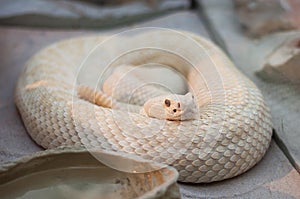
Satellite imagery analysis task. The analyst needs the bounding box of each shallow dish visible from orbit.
[0,148,180,199]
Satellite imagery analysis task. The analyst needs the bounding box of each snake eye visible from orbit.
[165,99,171,107]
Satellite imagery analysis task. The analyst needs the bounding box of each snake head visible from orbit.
[142,92,197,121]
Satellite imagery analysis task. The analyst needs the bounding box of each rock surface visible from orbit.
[259,36,300,83]
[1,9,300,198]
[0,0,190,28]
[233,0,297,37]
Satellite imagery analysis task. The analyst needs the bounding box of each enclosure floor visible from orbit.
[0,4,300,198]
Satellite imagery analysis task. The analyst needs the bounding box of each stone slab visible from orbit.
[0,10,299,199]
[233,0,299,37]
[286,0,300,28]
[200,0,300,173]
[259,35,300,84]
[0,0,190,29]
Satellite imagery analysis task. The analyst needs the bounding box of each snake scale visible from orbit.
[15,30,272,183]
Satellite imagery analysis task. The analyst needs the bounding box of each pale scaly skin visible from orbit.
[15,31,272,183]
[102,65,170,106]
[85,65,198,121]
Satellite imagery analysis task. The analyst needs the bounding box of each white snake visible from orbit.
[15,30,272,183]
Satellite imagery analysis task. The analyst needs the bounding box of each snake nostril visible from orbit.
[173,109,177,113]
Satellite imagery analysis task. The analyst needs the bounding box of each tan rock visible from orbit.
[260,36,300,83]
[234,0,297,37]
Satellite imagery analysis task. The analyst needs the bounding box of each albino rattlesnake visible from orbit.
[15,30,272,183]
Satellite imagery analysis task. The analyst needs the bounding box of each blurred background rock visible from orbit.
[0,0,191,29]
[234,0,300,37]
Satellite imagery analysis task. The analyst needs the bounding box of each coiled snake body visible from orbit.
[15,30,272,183]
